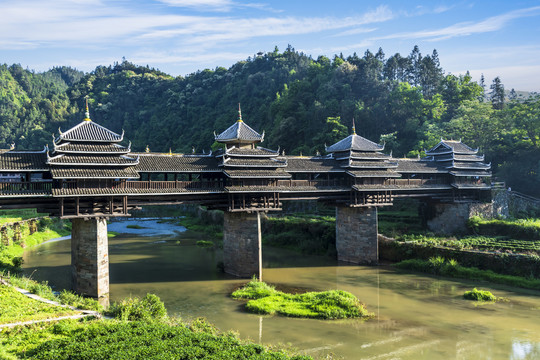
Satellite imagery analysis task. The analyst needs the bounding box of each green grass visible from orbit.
[196,240,215,248]
[468,216,540,240]
[0,294,310,360]
[463,288,497,302]
[0,209,47,225]
[0,285,77,324]
[232,280,373,320]
[397,234,540,255]
[126,224,146,229]
[107,231,119,237]
[394,257,540,290]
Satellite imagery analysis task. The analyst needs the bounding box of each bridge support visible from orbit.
[71,217,109,301]
[425,202,493,235]
[335,206,378,264]
[223,211,262,279]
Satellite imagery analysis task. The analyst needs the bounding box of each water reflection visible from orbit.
[22,218,540,359]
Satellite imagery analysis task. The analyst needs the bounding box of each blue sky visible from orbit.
[2,0,540,91]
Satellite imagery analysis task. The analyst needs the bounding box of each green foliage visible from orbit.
[195,240,215,248]
[0,285,76,324]
[232,280,372,320]
[126,224,146,229]
[463,288,496,302]
[19,319,311,360]
[262,215,336,256]
[468,216,540,240]
[105,293,167,321]
[394,258,540,290]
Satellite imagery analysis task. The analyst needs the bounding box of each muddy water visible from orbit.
[23,219,540,359]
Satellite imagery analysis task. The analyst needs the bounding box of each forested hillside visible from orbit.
[0,46,539,195]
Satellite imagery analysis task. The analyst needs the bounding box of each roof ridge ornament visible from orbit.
[237,103,243,122]
[352,118,356,135]
[84,97,91,121]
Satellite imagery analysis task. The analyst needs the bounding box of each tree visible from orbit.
[490,76,505,110]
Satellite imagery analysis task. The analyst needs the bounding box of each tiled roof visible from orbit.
[448,161,490,170]
[47,154,138,166]
[50,167,140,179]
[425,140,478,155]
[135,154,221,172]
[340,151,390,160]
[215,121,263,143]
[56,120,123,143]
[346,160,398,169]
[450,170,492,177]
[326,134,383,153]
[225,147,278,157]
[346,170,402,178]
[396,159,447,173]
[434,154,484,162]
[285,157,343,172]
[0,151,48,171]
[54,142,130,154]
[223,169,291,178]
[222,158,286,167]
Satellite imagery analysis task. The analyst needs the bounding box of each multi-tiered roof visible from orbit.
[325,122,399,179]
[215,106,289,181]
[47,102,139,180]
[425,140,491,176]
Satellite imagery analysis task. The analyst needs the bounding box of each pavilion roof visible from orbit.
[425,140,478,155]
[53,142,130,154]
[56,120,124,143]
[50,167,139,179]
[215,121,263,143]
[47,154,139,166]
[326,134,384,153]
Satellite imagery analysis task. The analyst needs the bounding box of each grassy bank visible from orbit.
[232,279,373,320]
[394,257,540,290]
[0,291,311,360]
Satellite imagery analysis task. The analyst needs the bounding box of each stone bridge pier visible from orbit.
[222,211,262,279]
[71,217,109,302]
[335,206,378,264]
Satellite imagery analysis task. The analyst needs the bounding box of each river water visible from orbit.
[23,218,540,359]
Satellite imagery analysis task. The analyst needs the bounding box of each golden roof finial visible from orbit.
[237,103,243,122]
[352,118,356,135]
[83,96,91,121]
[145,145,150,153]
[169,148,172,156]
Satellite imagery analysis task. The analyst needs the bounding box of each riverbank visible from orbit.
[0,211,311,360]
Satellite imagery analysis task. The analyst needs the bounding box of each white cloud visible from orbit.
[376,6,540,42]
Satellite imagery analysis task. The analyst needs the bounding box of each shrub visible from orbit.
[106,293,167,321]
[463,288,496,302]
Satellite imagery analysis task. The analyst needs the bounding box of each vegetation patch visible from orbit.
[468,216,540,240]
[394,257,540,290]
[0,293,309,360]
[232,280,372,320]
[196,240,215,248]
[463,288,497,302]
[0,285,77,325]
[126,224,146,229]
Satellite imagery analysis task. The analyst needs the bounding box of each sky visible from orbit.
[1,0,540,91]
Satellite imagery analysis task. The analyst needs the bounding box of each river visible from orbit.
[23,218,540,359]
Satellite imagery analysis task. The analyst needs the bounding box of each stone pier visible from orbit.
[335,206,378,264]
[425,202,493,235]
[223,211,262,279]
[71,217,109,300]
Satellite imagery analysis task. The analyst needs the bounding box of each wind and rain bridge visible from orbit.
[0,104,492,301]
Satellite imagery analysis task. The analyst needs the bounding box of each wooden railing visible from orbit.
[383,179,447,186]
[0,181,53,193]
[275,179,346,187]
[123,180,223,190]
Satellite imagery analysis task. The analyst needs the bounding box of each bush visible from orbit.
[106,293,167,321]
[463,288,496,302]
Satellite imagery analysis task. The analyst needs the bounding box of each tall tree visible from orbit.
[490,76,505,110]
